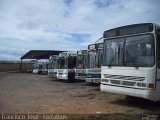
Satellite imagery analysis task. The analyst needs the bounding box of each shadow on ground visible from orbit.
[48,78,85,83]
[111,96,160,111]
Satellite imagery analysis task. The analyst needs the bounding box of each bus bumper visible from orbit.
[75,76,86,81]
[86,78,101,83]
[57,74,68,80]
[100,83,160,101]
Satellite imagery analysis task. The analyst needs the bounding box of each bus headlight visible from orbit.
[137,82,147,87]
[142,83,147,87]
[137,82,142,87]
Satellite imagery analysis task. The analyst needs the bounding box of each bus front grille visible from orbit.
[123,81,136,86]
[110,79,136,86]
[104,74,145,81]
[110,80,120,85]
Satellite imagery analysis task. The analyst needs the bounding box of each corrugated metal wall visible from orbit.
[0,62,34,72]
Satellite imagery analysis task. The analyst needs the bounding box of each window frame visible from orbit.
[103,33,155,67]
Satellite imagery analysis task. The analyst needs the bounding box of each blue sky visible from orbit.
[0,0,160,60]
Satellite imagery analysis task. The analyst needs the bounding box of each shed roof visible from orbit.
[20,50,66,60]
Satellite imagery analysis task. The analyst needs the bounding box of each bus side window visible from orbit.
[157,29,160,68]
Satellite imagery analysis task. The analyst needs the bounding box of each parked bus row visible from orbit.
[33,23,160,101]
[33,42,103,83]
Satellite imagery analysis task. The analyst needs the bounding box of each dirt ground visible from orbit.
[0,73,160,120]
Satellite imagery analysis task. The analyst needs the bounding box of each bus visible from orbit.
[57,52,77,81]
[86,43,103,83]
[32,62,43,74]
[42,61,48,75]
[75,50,88,81]
[101,23,160,101]
[48,55,58,78]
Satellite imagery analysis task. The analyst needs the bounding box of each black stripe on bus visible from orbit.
[101,83,146,90]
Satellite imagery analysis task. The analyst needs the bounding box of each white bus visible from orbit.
[57,52,77,81]
[42,61,48,75]
[32,62,43,74]
[101,23,160,101]
[75,50,88,81]
[86,43,103,83]
[48,55,58,78]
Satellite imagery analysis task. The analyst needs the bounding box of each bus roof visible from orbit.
[103,23,159,38]
[88,42,103,50]
[77,50,87,55]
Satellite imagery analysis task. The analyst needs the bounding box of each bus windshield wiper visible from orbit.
[131,62,139,69]
[133,60,139,69]
[124,59,139,69]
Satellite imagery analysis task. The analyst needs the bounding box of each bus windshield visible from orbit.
[76,55,87,69]
[48,56,57,69]
[68,56,76,69]
[88,51,96,68]
[103,34,155,67]
[97,49,103,68]
[51,58,57,69]
[42,63,48,69]
[57,57,67,69]
[39,64,43,69]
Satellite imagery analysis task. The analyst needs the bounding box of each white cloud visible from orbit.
[0,0,160,60]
